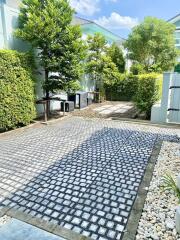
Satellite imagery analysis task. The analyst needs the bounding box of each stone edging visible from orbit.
[111,117,180,129]
[0,115,70,138]
[0,122,40,138]
[0,207,91,240]
[122,140,163,240]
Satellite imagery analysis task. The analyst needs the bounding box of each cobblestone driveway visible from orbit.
[0,117,179,240]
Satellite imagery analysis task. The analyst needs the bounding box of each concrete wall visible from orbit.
[0,0,28,51]
[151,73,180,124]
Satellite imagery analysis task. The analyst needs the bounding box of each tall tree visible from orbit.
[86,33,107,96]
[86,33,119,100]
[15,0,86,99]
[107,43,125,73]
[124,17,178,72]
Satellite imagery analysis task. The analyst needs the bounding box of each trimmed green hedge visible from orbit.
[105,73,162,119]
[0,50,36,131]
[175,63,180,73]
[105,74,139,101]
[134,73,160,118]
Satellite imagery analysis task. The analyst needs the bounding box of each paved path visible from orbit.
[94,103,134,116]
[0,218,65,240]
[0,117,179,240]
[72,101,137,119]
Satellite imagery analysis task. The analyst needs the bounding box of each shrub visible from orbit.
[0,50,36,131]
[134,73,159,119]
[105,73,138,101]
[162,174,180,203]
[130,63,145,75]
[175,63,180,73]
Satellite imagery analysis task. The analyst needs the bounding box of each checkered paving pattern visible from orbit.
[0,118,179,240]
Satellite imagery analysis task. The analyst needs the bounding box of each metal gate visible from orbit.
[167,73,180,123]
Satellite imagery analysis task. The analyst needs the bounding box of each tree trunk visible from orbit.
[45,69,50,118]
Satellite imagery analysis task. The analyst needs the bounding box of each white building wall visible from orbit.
[0,3,5,48]
[0,2,46,115]
[151,73,180,124]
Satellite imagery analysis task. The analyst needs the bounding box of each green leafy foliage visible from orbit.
[86,33,107,92]
[86,33,120,99]
[15,0,86,97]
[175,63,180,73]
[0,50,36,131]
[105,74,139,101]
[107,43,125,73]
[130,63,146,75]
[162,174,180,204]
[134,73,159,118]
[124,17,178,72]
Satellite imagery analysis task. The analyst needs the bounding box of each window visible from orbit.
[175,31,180,48]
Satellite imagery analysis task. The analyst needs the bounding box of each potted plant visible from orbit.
[162,174,180,233]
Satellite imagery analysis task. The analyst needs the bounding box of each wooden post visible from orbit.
[44,101,47,122]
[63,101,65,116]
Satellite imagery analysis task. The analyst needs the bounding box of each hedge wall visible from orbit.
[134,73,160,118]
[0,50,36,131]
[105,73,162,119]
[105,74,139,101]
[175,63,180,73]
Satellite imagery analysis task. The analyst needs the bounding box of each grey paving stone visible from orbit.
[116,224,124,232]
[0,117,179,240]
[98,226,107,235]
[89,223,98,232]
[80,220,89,229]
[114,215,123,222]
[106,220,114,228]
[107,230,116,239]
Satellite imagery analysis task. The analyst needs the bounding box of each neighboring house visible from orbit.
[0,1,125,91]
[72,16,124,46]
[168,13,180,63]
[0,1,124,50]
[0,0,27,50]
[168,13,180,49]
[0,0,125,113]
[151,14,180,124]
[72,16,125,91]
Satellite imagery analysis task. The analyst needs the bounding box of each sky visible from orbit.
[69,0,180,38]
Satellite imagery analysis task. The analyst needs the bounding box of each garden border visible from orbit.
[0,207,90,240]
[122,140,163,240]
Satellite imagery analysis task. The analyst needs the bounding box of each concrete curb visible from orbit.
[0,122,40,138]
[1,208,91,240]
[111,117,180,129]
[122,140,163,240]
[0,115,71,138]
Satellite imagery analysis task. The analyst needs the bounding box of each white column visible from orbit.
[0,1,7,48]
[160,72,172,123]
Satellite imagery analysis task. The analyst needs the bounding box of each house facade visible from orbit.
[0,1,124,91]
[168,13,180,63]
[0,1,124,53]
[0,0,27,50]
[0,0,125,113]
[151,14,180,124]
[72,16,124,46]
[168,13,180,50]
[71,16,125,91]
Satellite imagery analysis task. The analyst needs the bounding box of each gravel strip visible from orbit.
[136,141,180,240]
[0,215,11,227]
